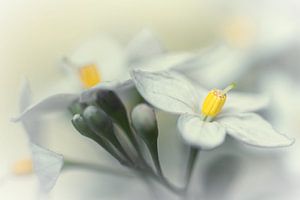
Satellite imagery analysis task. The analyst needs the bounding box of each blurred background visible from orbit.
[0,0,300,199]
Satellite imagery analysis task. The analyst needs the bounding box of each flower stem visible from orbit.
[185,147,199,190]
[143,167,184,195]
[63,159,133,177]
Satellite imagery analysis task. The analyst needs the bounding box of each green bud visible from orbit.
[95,90,138,147]
[83,105,134,164]
[131,103,158,145]
[69,100,88,115]
[82,105,114,140]
[71,114,127,165]
[131,104,162,175]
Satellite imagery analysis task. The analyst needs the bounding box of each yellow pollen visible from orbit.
[79,64,101,88]
[201,83,236,118]
[11,159,33,176]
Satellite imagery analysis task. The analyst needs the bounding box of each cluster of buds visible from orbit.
[69,89,180,191]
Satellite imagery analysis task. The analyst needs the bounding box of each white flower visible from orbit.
[15,79,63,194]
[60,29,165,90]
[131,69,294,149]
[14,30,197,120]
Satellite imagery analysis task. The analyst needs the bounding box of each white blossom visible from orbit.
[131,69,294,149]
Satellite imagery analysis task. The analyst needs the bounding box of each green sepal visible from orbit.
[95,90,136,143]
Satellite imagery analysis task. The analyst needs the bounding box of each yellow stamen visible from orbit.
[201,83,236,118]
[11,159,33,176]
[79,64,101,88]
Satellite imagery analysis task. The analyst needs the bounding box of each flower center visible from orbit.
[11,159,33,176]
[201,83,236,118]
[79,64,101,88]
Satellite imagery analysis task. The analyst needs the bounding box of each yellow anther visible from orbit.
[79,64,101,88]
[201,83,236,118]
[11,159,33,176]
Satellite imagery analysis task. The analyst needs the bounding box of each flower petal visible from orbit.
[19,78,32,112]
[18,79,44,143]
[30,143,63,193]
[126,29,165,64]
[134,52,195,72]
[64,35,127,82]
[218,113,294,147]
[177,45,250,88]
[131,69,203,114]
[12,93,78,122]
[178,114,226,149]
[222,92,269,114]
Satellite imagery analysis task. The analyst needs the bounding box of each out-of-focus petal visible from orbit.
[131,70,204,114]
[13,93,78,122]
[126,29,165,64]
[178,114,226,149]
[218,113,294,147]
[135,52,194,72]
[30,143,63,193]
[221,92,269,114]
[180,45,250,88]
[64,35,127,82]
[18,79,43,143]
[19,78,32,112]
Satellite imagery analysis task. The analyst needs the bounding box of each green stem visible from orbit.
[63,159,133,177]
[142,167,184,195]
[63,159,183,195]
[185,147,199,190]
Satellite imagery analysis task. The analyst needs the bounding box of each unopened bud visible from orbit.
[132,104,158,145]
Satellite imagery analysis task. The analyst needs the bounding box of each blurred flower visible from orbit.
[60,29,165,90]
[11,79,63,195]
[131,69,294,149]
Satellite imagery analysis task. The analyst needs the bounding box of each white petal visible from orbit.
[218,113,294,148]
[222,92,269,114]
[19,78,32,112]
[135,52,194,72]
[181,45,250,88]
[178,114,226,149]
[126,29,165,64]
[65,35,127,82]
[17,79,44,143]
[30,143,63,193]
[131,69,203,114]
[12,93,78,122]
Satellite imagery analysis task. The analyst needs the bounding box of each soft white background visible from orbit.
[0,0,299,199]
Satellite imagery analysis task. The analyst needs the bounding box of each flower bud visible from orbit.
[95,90,127,124]
[131,104,161,174]
[82,105,116,143]
[68,100,88,115]
[95,90,136,144]
[72,113,127,164]
[131,103,158,144]
[82,106,134,164]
